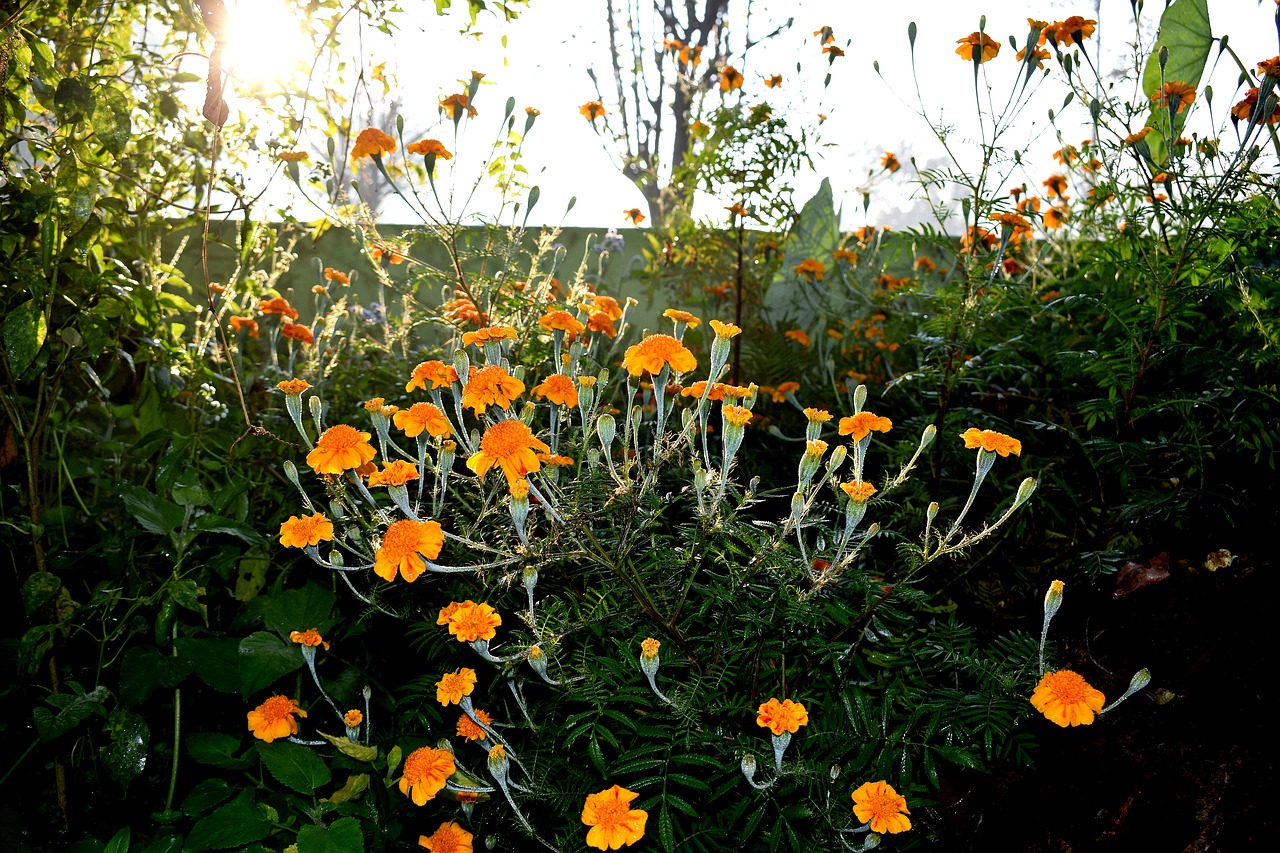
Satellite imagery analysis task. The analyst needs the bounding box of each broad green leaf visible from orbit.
[296,817,365,853]
[1140,0,1211,163]
[119,645,192,706]
[33,685,109,741]
[91,86,131,156]
[183,791,271,852]
[117,485,185,538]
[186,732,253,770]
[257,740,332,795]
[192,513,263,544]
[238,631,304,695]
[4,298,47,375]
[181,777,234,818]
[176,637,241,693]
[767,178,840,327]
[53,76,94,122]
[104,826,131,853]
[21,572,61,618]
[102,708,149,788]
[263,583,335,637]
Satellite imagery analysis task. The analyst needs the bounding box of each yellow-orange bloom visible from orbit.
[960,427,1021,457]
[407,360,459,393]
[1152,81,1196,114]
[247,695,306,743]
[794,258,826,282]
[623,208,645,225]
[306,425,377,475]
[455,708,493,742]
[769,381,800,403]
[324,267,349,284]
[461,365,525,415]
[1051,16,1096,46]
[461,325,517,348]
[278,513,334,548]
[622,334,697,376]
[956,32,1000,62]
[258,296,299,321]
[841,480,877,503]
[229,316,259,337]
[532,373,579,406]
[1044,206,1068,229]
[1043,174,1069,199]
[289,628,329,650]
[587,311,618,337]
[804,407,833,423]
[447,602,502,643]
[281,322,314,346]
[351,127,397,163]
[662,308,701,328]
[1030,669,1106,727]
[399,746,456,806]
[580,100,606,121]
[440,93,477,119]
[839,412,893,442]
[722,405,752,427]
[679,381,750,402]
[881,152,900,173]
[344,709,363,727]
[394,402,453,439]
[640,637,660,658]
[582,785,648,850]
[539,309,586,335]
[851,780,911,834]
[785,329,812,347]
[277,378,311,395]
[719,65,744,91]
[278,150,309,162]
[756,698,808,735]
[418,821,472,853]
[466,419,552,485]
[765,74,783,88]
[374,518,444,583]
[436,667,478,705]
[368,460,421,488]
[832,248,858,264]
[407,138,452,159]
[709,319,742,339]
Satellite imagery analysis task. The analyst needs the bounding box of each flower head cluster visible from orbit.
[418,821,472,853]
[961,427,1021,457]
[441,601,503,643]
[247,695,306,743]
[467,419,552,485]
[436,667,478,705]
[1030,669,1105,726]
[756,698,809,735]
[622,334,697,376]
[956,32,1000,62]
[399,746,456,806]
[394,402,452,439]
[278,513,334,548]
[407,138,452,159]
[839,412,893,442]
[407,360,459,393]
[461,365,525,414]
[582,785,648,850]
[851,780,911,834]
[351,127,396,162]
[374,519,444,583]
[306,425,377,475]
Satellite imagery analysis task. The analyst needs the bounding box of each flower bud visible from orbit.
[597,413,616,448]
[853,383,868,413]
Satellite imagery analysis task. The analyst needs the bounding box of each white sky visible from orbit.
[210,0,1279,229]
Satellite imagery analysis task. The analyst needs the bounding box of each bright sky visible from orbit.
[210,0,1278,229]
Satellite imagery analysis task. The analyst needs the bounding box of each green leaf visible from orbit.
[117,485,185,539]
[238,631,304,695]
[263,583,335,637]
[33,685,109,741]
[4,298,48,376]
[53,76,94,122]
[102,708,149,789]
[186,732,254,771]
[323,774,370,805]
[90,86,131,156]
[21,572,61,618]
[181,777,234,818]
[296,817,365,853]
[176,637,242,693]
[119,645,192,706]
[104,826,131,853]
[1140,0,1211,163]
[183,791,271,852]
[257,740,332,795]
[192,513,264,544]
[317,730,378,763]
[768,178,840,327]
[931,745,986,771]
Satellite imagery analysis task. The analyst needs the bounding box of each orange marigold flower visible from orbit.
[770,381,800,403]
[814,26,835,45]
[956,32,1000,63]
[455,709,493,742]
[756,697,808,735]
[394,402,453,439]
[258,296,299,320]
[881,152,900,173]
[399,746,455,806]
[1052,15,1096,46]
[539,309,586,336]
[467,419,552,485]
[785,329,812,347]
[278,513,334,549]
[440,93,477,119]
[725,202,749,218]
[229,316,259,337]
[324,267,349,284]
[851,780,911,834]
[914,256,937,272]
[537,452,575,466]
[679,44,703,66]
[1030,669,1106,727]
[662,308,701,328]
[1042,174,1069,200]
[580,100,606,121]
[582,785,648,850]
[794,258,826,282]
[441,294,487,325]
[418,820,472,853]
[1044,206,1068,229]
[461,365,525,415]
[1257,55,1280,78]
[368,460,421,488]
[587,294,625,320]
[679,381,748,401]
[281,322,314,346]
[461,325,518,348]
[709,319,741,339]
[1017,45,1051,69]
[804,407,833,423]
[306,425,377,475]
[960,427,1021,456]
[447,601,502,643]
[823,45,845,58]
[344,709,363,727]
[622,334,698,376]
[832,248,858,264]
[765,74,783,88]
[278,150,309,162]
[351,127,397,163]
[436,667,477,705]
[407,360,459,393]
[587,311,618,337]
[289,628,329,650]
[992,211,1032,232]
[640,637,660,658]
[1152,81,1196,114]
[247,695,306,743]
[623,207,645,225]
[839,412,893,441]
[722,405,753,427]
[532,373,579,406]
[841,480,877,503]
[1123,126,1152,146]
[719,65,744,91]
[374,518,445,583]
[277,378,311,395]
[407,138,452,159]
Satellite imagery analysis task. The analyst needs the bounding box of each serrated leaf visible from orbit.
[187,732,253,770]
[184,791,271,852]
[263,583,335,637]
[258,740,332,795]
[238,631,304,695]
[118,485,185,538]
[91,86,131,156]
[102,707,149,788]
[296,817,364,853]
[182,778,235,819]
[21,572,61,618]
[4,298,47,375]
[119,644,192,706]
[33,685,109,741]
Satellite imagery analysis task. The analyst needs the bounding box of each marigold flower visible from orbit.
[343,709,363,728]
[394,402,453,439]
[804,407,833,423]
[765,74,783,88]
[841,480,877,503]
[580,100,606,121]
[640,638,660,658]
[839,412,893,442]
[756,698,808,735]
[722,405,753,427]
[992,211,1032,232]
[324,267,349,284]
[622,333,698,376]
[532,373,579,406]
[623,207,645,225]
[851,780,911,834]
[770,381,800,403]
[351,127,397,163]
[586,295,625,321]
[281,322,314,346]
[441,294,487,325]
[258,296,299,320]
[719,65,744,91]
[436,667,478,705]
[1030,669,1106,727]
[1152,81,1196,114]
[277,379,311,396]
[587,311,618,337]
[1230,88,1280,125]
[451,707,492,743]
[679,381,745,401]
[289,628,329,650]
[440,93,477,119]
[374,518,445,583]
[582,785,648,850]
[229,316,259,337]
[725,202,749,219]
[278,150,309,162]
[368,460,421,488]
[881,152,900,173]
[1017,45,1051,69]
[247,695,306,743]
[467,419,552,485]
[399,746,456,806]
[1052,16,1097,46]
[407,360,459,393]
[306,425,377,475]
[407,138,452,159]
[785,329,812,347]
[461,325,518,348]
[679,44,703,66]
[823,45,845,58]
[418,820,472,853]
[960,427,1021,457]
[662,309,700,329]
[461,365,525,415]
[956,32,1000,62]
[1258,55,1280,78]
[539,309,586,336]
[709,319,741,339]
[814,26,834,44]
[794,258,826,282]
[447,601,502,643]
[832,248,858,264]
[1044,206,1068,229]
[914,256,937,273]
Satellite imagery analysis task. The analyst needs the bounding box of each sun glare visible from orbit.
[222,0,310,87]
